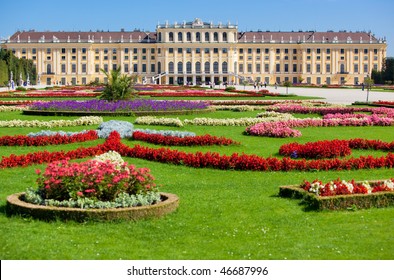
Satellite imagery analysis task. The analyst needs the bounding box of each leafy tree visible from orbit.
[364,76,374,102]
[282,80,292,94]
[242,79,248,90]
[99,67,138,101]
[0,60,8,86]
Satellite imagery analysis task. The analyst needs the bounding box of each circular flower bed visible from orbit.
[6,151,179,222]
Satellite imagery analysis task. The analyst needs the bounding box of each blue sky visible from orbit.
[1,0,393,56]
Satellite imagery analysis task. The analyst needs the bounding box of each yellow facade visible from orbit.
[1,19,387,86]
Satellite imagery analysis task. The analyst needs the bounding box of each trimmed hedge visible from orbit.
[279,182,394,211]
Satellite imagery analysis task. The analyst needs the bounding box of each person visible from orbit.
[274,82,277,89]
[361,83,365,91]
[264,81,267,88]
[253,82,257,90]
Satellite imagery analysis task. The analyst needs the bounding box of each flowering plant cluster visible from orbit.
[138,90,264,97]
[1,131,394,172]
[131,131,239,146]
[29,99,209,112]
[209,100,326,106]
[211,105,265,112]
[279,140,352,159]
[246,122,302,138]
[97,120,134,138]
[373,100,394,106]
[134,128,195,138]
[0,100,40,105]
[0,130,98,146]
[134,116,184,127]
[0,105,25,112]
[5,92,98,98]
[246,116,393,138]
[34,151,157,202]
[301,178,394,196]
[0,116,103,128]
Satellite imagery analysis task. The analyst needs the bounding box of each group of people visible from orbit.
[253,81,268,90]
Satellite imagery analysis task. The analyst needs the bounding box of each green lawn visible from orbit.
[0,105,393,260]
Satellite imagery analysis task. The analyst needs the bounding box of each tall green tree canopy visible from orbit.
[0,49,36,86]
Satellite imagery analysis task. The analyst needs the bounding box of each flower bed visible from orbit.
[0,130,98,146]
[279,138,394,159]
[28,100,209,112]
[279,179,394,210]
[5,151,179,221]
[0,116,103,128]
[134,116,184,127]
[2,92,98,98]
[138,91,264,97]
[131,131,239,146]
[1,131,394,172]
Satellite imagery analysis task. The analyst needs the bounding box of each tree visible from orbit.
[0,60,8,86]
[100,67,138,101]
[298,76,304,84]
[364,76,374,103]
[282,80,292,94]
[242,79,248,90]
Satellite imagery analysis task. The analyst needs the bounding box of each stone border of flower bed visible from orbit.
[6,192,179,222]
[279,182,394,211]
[22,108,214,116]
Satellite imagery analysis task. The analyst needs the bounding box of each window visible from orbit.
[256,63,261,72]
[222,48,228,54]
[142,56,146,60]
[82,56,86,60]
[186,62,192,74]
[61,48,66,54]
[264,64,269,72]
[46,48,51,54]
[168,62,174,73]
[306,48,311,54]
[169,32,174,41]
[82,64,87,73]
[187,32,191,42]
[205,62,210,73]
[205,32,209,41]
[61,64,66,73]
[196,62,201,73]
[317,49,321,54]
[133,64,138,72]
[256,48,261,54]
[364,64,368,73]
[32,48,36,54]
[293,64,297,72]
[326,63,331,73]
[248,48,252,54]
[95,49,99,54]
[186,48,191,54]
[239,48,244,54]
[214,62,219,73]
[374,49,378,55]
[142,48,146,54]
[71,64,76,73]
[284,64,289,73]
[204,48,210,54]
[364,49,368,54]
[151,64,155,73]
[340,49,345,54]
[213,48,218,54]
[177,48,182,53]
[177,62,183,74]
[222,62,228,73]
[326,48,331,54]
[178,32,183,41]
[169,48,174,54]
[316,64,321,73]
[195,48,201,54]
[247,63,252,73]
[72,48,76,54]
[354,49,359,54]
[223,32,227,42]
[276,63,280,73]
[214,32,218,41]
[293,49,297,54]
[124,64,129,73]
[124,48,129,54]
[72,56,76,60]
[239,64,244,73]
[151,48,155,54]
[142,64,146,73]
[112,64,117,71]
[104,64,108,72]
[306,64,311,73]
[133,48,138,54]
[82,48,87,54]
[265,48,269,54]
[95,64,99,73]
[82,77,86,85]
[354,63,359,73]
[196,32,201,42]
[276,49,280,54]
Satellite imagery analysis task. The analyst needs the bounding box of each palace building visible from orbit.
[1,18,387,86]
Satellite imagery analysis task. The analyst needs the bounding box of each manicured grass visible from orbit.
[0,103,393,260]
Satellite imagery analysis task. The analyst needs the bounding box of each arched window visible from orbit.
[195,62,201,74]
[177,62,183,74]
[187,32,191,42]
[186,62,192,74]
[158,62,161,73]
[213,62,219,73]
[196,32,201,42]
[158,32,162,42]
[178,32,183,42]
[204,62,210,73]
[222,62,228,73]
[47,64,52,74]
[222,32,227,42]
[214,32,218,42]
[169,62,174,73]
[205,32,210,42]
[169,32,174,42]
